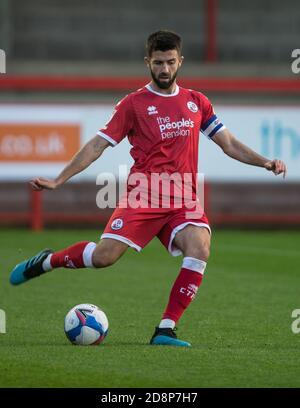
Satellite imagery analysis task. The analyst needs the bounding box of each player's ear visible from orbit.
[179,55,184,66]
[144,56,150,67]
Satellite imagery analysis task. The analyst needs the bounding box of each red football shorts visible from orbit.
[101,205,211,257]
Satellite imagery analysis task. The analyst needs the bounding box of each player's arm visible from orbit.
[212,128,287,178]
[30,135,110,190]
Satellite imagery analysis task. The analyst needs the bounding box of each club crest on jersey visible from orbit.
[147,105,158,115]
[187,101,198,113]
[111,218,123,230]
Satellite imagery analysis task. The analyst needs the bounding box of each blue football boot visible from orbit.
[10,249,53,285]
[150,327,191,347]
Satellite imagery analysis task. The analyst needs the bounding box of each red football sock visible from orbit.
[50,241,96,269]
[162,257,207,323]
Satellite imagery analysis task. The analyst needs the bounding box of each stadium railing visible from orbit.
[1,76,300,93]
[1,181,300,231]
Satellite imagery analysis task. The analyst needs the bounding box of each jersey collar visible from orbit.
[145,83,179,97]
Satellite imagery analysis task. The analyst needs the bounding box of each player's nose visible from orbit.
[159,67,170,77]
[161,63,170,74]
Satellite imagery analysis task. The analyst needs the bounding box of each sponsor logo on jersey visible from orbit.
[187,101,198,113]
[147,105,158,115]
[156,116,195,140]
[111,218,123,230]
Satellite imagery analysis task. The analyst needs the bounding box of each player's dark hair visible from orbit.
[146,30,182,57]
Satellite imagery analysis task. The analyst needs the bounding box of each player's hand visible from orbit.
[264,159,287,178]
[29,177,59,191]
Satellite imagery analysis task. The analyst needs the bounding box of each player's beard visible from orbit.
[150,69,179,90]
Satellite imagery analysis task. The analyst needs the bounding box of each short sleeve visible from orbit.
[200,94,226,139]
[97,95,134,146]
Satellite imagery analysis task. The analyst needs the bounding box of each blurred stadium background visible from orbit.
[0,0,299,229]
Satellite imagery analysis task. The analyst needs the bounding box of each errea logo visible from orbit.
[147,106,158,115]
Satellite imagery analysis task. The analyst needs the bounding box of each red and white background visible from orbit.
[0,103,299,181]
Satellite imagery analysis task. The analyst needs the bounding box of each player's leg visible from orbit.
[159,225,210,327]
[10,203,163,286]
[9,238,128,285]
[47,237,129,269]
[151,222,210,347]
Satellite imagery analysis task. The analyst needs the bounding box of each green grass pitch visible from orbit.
[1,228,300,388]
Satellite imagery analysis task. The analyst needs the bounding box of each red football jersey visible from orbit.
[97,83,225,208]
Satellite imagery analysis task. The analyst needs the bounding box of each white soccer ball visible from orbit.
[64,303,109,345]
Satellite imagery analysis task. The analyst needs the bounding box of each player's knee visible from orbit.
[196,245,210,261]
[92,239,128,268]
[201,243,210,261]
[185,241,210,261]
